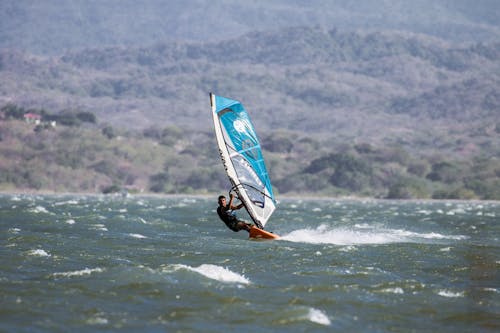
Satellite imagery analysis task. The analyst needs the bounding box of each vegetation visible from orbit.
[2,1,499,55]
[1,20,498,200]
[0,108,498,200]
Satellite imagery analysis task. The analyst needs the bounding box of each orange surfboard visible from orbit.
[249,225,280,240]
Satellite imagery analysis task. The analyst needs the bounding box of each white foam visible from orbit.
[306,308,331,326]
[381,287,404,294]
[281,225,401,245]
[65,219,76,224]
[54,200,79,206]
[86,314,109,325]
[174,264,250,284]
[129,233,147,239]
[281,224,467,245]
[437,290,464,298]
[27,249,50,257]
[392,229,467,240]
[52,267,104,278]
[91,224,108,231]
[29,206,49,214]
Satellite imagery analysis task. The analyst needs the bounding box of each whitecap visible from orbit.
[54,200,79,206]
[129,233,147,239]
[86,314,109,325]
[173,264,250,284]
[91,224,108,231]
[483,288,499,293]
[52,267,104,278]
[306,308,331,326]
[339,245,357,252]
[381,287,404,294]
[29,206,49,214]
[437,290,464,298]
[28,249,50,257]
[65,219,76,225]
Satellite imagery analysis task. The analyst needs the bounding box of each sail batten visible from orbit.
[210,93,276,229]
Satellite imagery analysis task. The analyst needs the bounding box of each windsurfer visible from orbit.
[216,193,252,232]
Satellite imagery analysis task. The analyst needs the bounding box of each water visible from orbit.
[1,194,499,332]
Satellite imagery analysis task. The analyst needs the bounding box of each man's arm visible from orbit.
[229,193,244,210]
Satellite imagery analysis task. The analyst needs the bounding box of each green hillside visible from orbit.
[1,27,499,153]
[1,19,499,199]
[1,106,498,199]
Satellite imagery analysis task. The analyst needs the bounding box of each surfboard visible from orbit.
[249,225,280,240]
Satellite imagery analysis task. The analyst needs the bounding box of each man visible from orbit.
[216,193,252,232]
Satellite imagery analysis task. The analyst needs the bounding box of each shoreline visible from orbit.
[1,190,499,204]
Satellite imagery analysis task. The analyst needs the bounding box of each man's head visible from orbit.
[218,195,226,206]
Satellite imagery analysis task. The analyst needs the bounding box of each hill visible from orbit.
[1,0,499,55]
[1,110,498,200]
[1,27,499,158]
[0,9,499,199]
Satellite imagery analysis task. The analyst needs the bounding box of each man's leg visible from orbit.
[237,221,251,232]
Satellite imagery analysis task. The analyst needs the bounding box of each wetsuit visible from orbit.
[217,206,241,232]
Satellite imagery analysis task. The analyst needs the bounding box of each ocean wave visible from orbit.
[52,267,104,278]
[129,233,147,239]
[54,200,79,206]
[306,308,331,326]
[172,264,250,284]
[437,289,464,298]
[29,206,50,214]
[380,287,405,294]
[27,249,51,257]
[275,307,331,326]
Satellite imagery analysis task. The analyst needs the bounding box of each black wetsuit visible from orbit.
[217,206,241,232]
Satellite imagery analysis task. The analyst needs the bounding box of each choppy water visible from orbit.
[1,194,499,332]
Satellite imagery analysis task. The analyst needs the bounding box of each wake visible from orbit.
[280,224,467,245]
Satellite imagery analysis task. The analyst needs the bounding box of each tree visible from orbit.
[76,111,97,123]
[102,126,115,139]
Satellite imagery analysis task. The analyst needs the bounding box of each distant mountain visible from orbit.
[1,0,499,55]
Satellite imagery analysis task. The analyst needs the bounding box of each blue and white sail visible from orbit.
[210,93,276,229]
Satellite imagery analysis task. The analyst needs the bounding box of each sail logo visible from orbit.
[233,120,246,133]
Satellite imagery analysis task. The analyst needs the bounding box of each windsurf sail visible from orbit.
[210,93,276,229]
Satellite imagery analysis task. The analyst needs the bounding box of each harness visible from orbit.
[217,206,240,232]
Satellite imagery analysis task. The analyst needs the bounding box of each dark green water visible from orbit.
[1,194,498,332]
